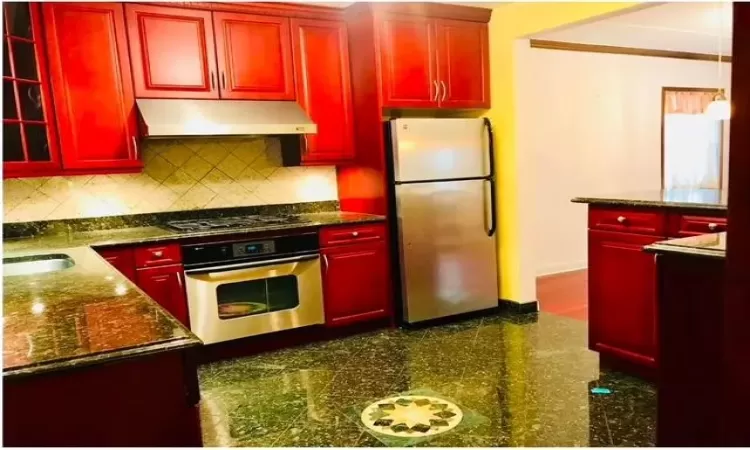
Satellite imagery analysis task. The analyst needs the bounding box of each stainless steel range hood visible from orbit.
[136,98,317,138]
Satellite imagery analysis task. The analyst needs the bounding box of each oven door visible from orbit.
[184,254,323,345]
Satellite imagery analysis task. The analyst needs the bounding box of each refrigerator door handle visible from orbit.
[483,117,497,237]
[485,178,497,237]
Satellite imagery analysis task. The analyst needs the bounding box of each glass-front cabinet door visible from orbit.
[3,2,59,177]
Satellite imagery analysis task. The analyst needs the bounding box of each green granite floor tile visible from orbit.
[197,312,657,447]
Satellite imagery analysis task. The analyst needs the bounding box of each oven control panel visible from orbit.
[232,240,275,257]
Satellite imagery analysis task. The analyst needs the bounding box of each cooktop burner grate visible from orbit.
[165,215,309,232]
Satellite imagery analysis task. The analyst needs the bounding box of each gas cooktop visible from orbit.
[165,215,311,233]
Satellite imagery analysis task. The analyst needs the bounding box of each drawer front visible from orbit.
[589,208,666,236]
[134,243,182,268]
[320,222,386,248]
[669,214,727,237]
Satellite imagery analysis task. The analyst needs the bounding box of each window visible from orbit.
[662,88,723,190]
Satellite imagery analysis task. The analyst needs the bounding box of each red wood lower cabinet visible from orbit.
[4,351,201,447]
[96,246,136,282]
[588,230,661,368]
[321,239,391,327]
[136,265,190,327]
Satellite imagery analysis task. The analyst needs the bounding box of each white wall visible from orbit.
[515,41,731,277]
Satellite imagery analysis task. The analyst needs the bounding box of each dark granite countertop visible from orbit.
[3,208,385,379]
[571,189,727,211]
[3,246,201,379]
[644,232,726,259]
[4,211,386,253]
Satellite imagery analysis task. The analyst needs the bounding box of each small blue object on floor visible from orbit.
[591,387,612,395]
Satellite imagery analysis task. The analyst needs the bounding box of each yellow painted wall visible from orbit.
[487,2,641,303]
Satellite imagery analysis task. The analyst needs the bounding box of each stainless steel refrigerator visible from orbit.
[387,118,499,324]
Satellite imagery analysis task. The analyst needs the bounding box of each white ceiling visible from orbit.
[533,2,733,56]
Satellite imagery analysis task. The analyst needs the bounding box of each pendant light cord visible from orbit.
[717,2,724,94]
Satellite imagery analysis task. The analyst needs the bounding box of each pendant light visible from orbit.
[705,2,730,120]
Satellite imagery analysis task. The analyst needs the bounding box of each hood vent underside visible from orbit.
[136,98,317,138]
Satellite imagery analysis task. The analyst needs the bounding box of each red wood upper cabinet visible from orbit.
[321,233,390,327]
[378,14,438,108]
[43,3,141,171]
[125,4,217,99]
[588,230,660,368]
[214,12,295,100]
[435,19,489,109]
[291,18,355,165]
[2,3,62,178]
[136,265,190,327]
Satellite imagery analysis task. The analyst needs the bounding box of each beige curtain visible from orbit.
[664,90,716,115]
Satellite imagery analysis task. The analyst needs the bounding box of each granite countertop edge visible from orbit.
[3,211,386,379]
[644,242,726,259]
[571,197,727,211]
[4,336,201,380]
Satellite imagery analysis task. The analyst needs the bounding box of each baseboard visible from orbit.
[499,299,539,314]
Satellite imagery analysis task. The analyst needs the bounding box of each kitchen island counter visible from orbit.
[572,188,727,212]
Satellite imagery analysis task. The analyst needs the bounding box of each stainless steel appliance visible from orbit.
[182,232,324,344]
[388,118,499,324]
[136,99,316,138]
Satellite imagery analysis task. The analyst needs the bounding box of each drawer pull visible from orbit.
[152,250,164,258]
[352,231,359,237]
[617,216,627,224]
[708,223,718,231]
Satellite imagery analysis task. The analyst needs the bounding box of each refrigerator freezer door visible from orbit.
[395,179,499,323]
[390,118,489,182]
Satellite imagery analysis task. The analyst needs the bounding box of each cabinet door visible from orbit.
[125,5,217,99]
[588,230,661,367]
[2,2,61,178]
[214,12,294,100]
[96,246,136,282]
[436,19,489,109]
[378,14,438,108]
[291,18,355,165]
[136,265,190,327]
[321,240,390,327]
[44,3,140,171]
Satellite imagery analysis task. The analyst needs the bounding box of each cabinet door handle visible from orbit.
[302,134,309,154]
[221,72,226,89]
[708,223,718,231]
[210,72,216,90]
[433,80,439,102]
[322,254,328,273]
[131,136,138,160]
[617,216,627,224]
[440,81,447,102]
[176,271,184,291]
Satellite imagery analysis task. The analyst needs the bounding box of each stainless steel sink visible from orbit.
[3,254,75,277]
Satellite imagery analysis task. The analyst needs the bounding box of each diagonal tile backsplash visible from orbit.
[3,137,338,223]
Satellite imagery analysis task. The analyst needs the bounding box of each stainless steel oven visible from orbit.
[182,232,324,345]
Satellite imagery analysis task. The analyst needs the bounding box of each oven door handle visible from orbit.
[184,254,319,275]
